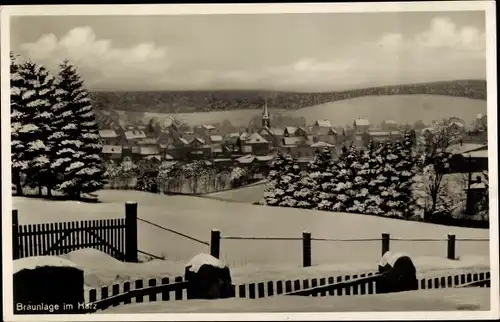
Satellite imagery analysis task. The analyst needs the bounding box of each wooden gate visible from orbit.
[12,202,138,262]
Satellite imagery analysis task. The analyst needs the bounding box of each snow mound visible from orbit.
[59,248,186,288]
[61,248,124,267]
[186,253,226,273]
[14,256,77,274]
[379,251,411,267]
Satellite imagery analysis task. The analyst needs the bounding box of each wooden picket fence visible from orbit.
[85,269,491,313]
[12,203,139,262]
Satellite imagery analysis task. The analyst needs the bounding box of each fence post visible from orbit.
[12,210,19,260]
[381,233,390,256]
[447,234,456,260]
[125,202,138,263]
[302,231,312,267]
[210,229,220,259]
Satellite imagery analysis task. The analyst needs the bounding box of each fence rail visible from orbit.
[210,229,490,267]
[85,269,491,313]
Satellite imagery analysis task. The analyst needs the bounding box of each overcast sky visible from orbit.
[10,11,486,92]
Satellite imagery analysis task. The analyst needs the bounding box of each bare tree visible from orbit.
[417,118,461,218]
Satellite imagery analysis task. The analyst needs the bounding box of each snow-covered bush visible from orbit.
[229,167,248,188]
[135,163,159,193]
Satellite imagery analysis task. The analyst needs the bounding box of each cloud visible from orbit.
[17,17,486,92]
[20,26,169,89]
[415,17,485,52]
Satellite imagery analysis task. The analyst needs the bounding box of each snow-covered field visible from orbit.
[117,108,288,127]
[13,189,490,270]
[203,180,268,203]
[102,288,490,313]
[291,95,486,126]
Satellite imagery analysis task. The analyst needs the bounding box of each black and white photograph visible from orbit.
[1,2,498,321]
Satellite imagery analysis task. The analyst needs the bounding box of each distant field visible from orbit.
[14,190,489,270]
[289,95,487,126]
[116,108,288,127]
[115,94,486,127]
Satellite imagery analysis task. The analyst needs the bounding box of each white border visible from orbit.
[1,2,498,321]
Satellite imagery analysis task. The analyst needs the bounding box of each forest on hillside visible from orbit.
[89,80,487,114]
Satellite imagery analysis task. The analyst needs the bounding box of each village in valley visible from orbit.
[5,5,495,316]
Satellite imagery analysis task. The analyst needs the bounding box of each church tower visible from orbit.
[262,99,270,128]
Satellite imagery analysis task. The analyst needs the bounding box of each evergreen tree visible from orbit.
[16,60,55,196]
[392,131,419,218]
[10,52,27,196]
[309,148,337,211]
[331,144,359,212]
[351,141,377,214]
[263,153,291,206]
[55,61,105,198]
[280,156,303,208]
[365,140,393,216]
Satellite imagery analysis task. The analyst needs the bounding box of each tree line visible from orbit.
[11,52,105,199]
[263,120,489,222]
[90,80,486,114]
[104,160,261,194]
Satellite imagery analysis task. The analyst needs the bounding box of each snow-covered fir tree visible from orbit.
[355,140,381,214]
[331,144,360,212]
[10,52,27,196]
[367,140,395,216]
[15,60,55,196]
[309,147,338,211]
[280,156,304,208]
[263,152,291,206]
[392,131,419,218]
[53,60,105,198]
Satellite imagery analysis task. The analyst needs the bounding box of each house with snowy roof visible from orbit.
[193,124,218,140]
[353,118,370,133]
[131,145,161,161]
[101,145,123,161]
[366,131,403,144]
[280,135,316,160]
[313,119,332,128]
[448,121,466,134]
[259,127,284,147]
[240,132,271,156]
[284,126,308,138]
[311,126,338,145]
[99,129,121,146]
[381,120,398,131]
[125,129,147,141]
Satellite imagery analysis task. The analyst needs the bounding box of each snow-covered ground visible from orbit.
[203,180,268,203]
[13,189,490,269]
[58,248,489,290]
[102,288,490,313]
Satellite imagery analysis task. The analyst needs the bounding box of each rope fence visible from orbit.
[137,217,209,246]
[209,230,490,268]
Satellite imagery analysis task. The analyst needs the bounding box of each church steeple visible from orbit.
[262,99,270,128]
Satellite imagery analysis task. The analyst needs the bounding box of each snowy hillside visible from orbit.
[290,95,486,126]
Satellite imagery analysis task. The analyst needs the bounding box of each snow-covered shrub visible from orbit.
[229,166,248,188]
[135,163,160,193]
